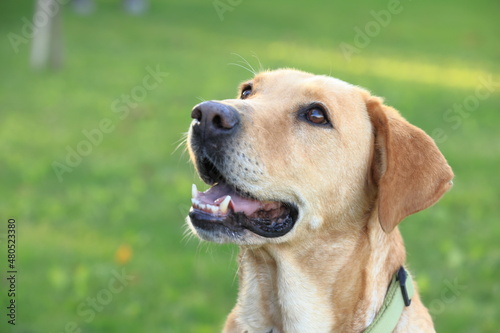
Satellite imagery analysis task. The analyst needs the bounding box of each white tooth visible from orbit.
[192,184,198,198]
[208,204,218,214]
[200,204,206,210]
[192,199,202,209]
[220,196,231,214]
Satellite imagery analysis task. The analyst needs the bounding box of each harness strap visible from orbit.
[363,267,414,333]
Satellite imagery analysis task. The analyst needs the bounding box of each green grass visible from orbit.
[0,0,499,332]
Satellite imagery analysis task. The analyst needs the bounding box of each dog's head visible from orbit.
[186,69,453,245]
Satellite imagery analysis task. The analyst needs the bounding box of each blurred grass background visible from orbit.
[0,0,499,332]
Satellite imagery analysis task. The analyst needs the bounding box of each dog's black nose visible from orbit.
[191,101,240,140]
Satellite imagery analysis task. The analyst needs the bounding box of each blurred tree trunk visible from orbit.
[31,0,63,70]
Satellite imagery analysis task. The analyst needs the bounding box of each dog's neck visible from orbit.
[236,213,406,333]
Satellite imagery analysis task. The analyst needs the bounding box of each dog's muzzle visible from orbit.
[187,101,298,240]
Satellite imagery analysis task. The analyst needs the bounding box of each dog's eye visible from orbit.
[306,107,329,125]
[240,86,252,99]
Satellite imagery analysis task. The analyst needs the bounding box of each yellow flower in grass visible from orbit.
[115,244,132,265]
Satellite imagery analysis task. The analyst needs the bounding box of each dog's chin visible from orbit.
[187,217,273,245]
[188,181,299,243]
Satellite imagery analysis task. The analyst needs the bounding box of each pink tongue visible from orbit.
[196,183,278,216]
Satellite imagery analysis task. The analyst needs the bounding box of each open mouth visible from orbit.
[189,178,298,238]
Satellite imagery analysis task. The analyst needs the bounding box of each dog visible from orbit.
[186,69,453,333]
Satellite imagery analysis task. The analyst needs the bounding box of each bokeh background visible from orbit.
[0,0,499,332]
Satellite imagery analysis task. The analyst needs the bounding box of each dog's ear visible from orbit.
[365,94,454,233]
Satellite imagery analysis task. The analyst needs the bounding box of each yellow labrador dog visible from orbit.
[186,69,453,333]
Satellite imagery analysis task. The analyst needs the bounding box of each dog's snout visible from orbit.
[191,101,240,139]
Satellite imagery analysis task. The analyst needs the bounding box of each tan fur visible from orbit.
[187,69,453,332]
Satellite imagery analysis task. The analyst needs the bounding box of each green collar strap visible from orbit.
[363,267,414,333]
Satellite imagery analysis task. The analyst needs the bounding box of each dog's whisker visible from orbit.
[181,228,196,245]
[237,60,256,75]
[172,132,189,156]
[228,62,256,75]
[196,96,207,103]
[250,52,264,73]
[230,249,239,288]
[256,247,275,283]
[233,247,246,285]
[231,53,257,75]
